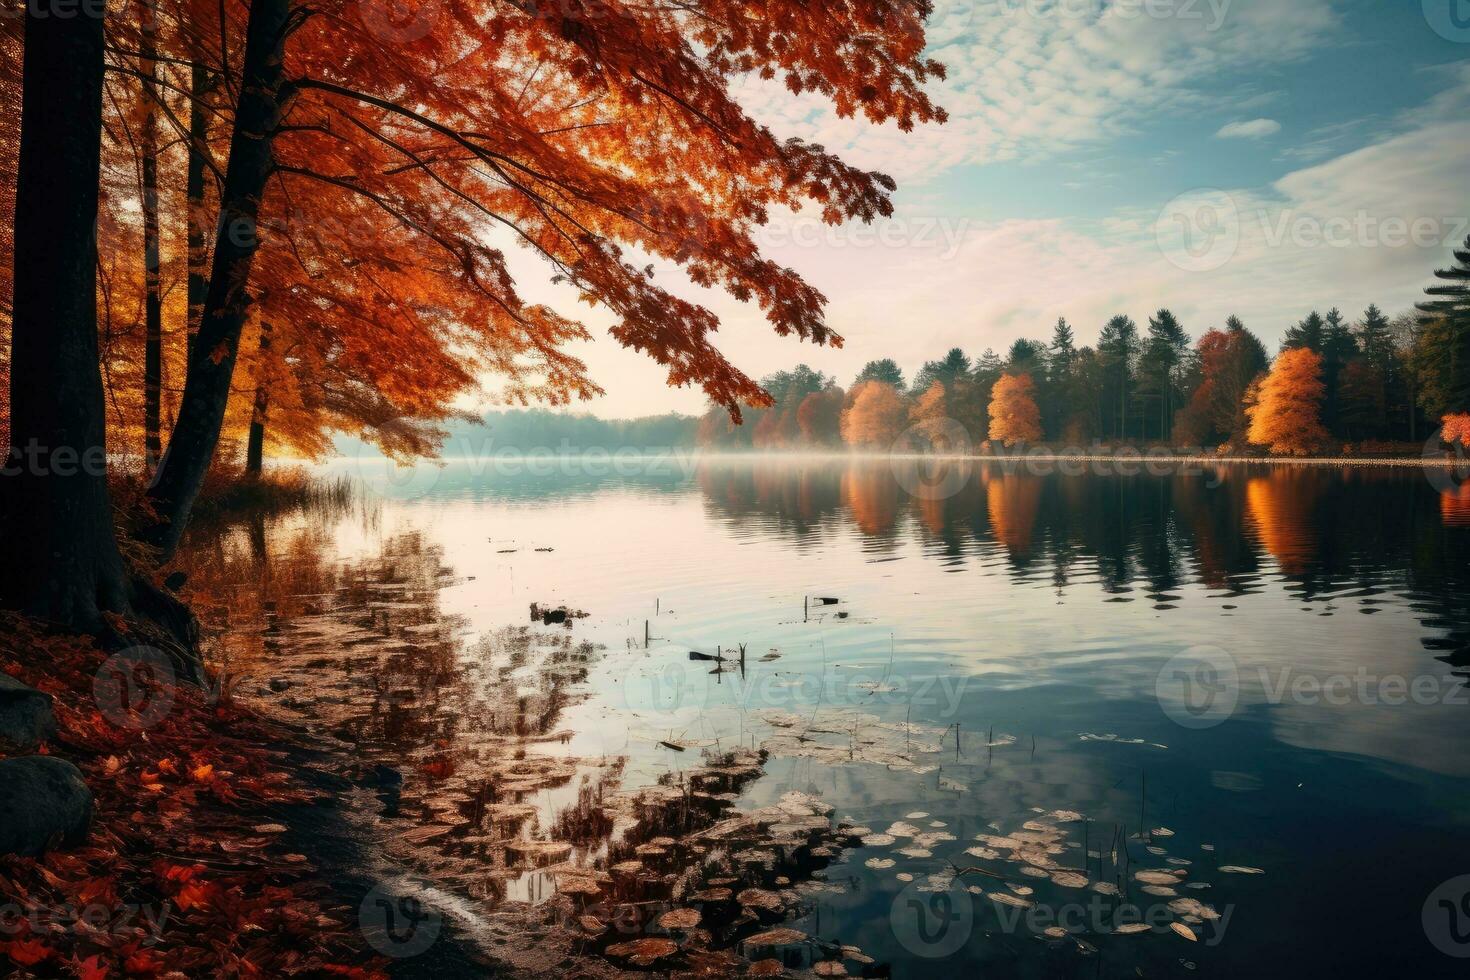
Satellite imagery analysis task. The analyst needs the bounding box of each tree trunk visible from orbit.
[0,3,131,629]
[186,62,215,365]
[244,323,272,478]
[146,0,291,558]
[141,0,164,470]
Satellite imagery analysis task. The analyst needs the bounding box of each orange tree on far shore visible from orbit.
[1246,348,1330,457]
[987,373,1042,447]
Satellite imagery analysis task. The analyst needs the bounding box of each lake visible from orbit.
[181,455,1470,978]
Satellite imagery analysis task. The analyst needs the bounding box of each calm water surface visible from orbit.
[183,457,1470,978]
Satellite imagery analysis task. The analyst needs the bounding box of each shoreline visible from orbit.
[354,449,1468,470]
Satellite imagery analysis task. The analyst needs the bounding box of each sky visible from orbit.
[496,0,1470,419]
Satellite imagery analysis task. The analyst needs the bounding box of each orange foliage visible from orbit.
[908,381,952,449]
[984,469,1041,556]
[3,0,947,464]
[841,380,908,449]
[1246,348,1329,456]
[986,373,1041,447]
[1441,481,1470,526]
[842,465,900,536]
[796,388,845,446]
[1442,413,1470,449]
[0,616,382,976]
[1245,472,1321,574]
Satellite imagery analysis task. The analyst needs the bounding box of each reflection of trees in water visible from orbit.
[840,464,901,541]
[697,460,844,537]
[693,459,1470,669]
[1245,470,1322,576]
[984,469,1042,560]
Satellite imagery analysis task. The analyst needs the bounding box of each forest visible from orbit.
[696,282,1470,457]
[2,0,1470,975]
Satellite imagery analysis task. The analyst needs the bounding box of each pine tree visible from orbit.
[1139,309,1189,440]
[1416,234,1470,419]
[1046,318,1078,438]
[1319,307,1358,434]
[1282,311,1325,352]
[853,359,905,391]
[912,348,971,395]
[1098,315,1139,440]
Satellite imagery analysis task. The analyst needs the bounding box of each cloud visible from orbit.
[730,0,1337,184]
[1215,118,1282,140]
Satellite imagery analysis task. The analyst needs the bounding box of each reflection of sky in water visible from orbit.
[215,458,1470,978]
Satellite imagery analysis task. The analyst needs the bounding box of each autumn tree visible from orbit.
[796,388,844,447]
[1,5,129,628]
[907,381,950,449]
[987,373,1042,447]
[1246,348,1330,456]
[841,380,908,449]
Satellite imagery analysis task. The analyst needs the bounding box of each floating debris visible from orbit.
[606,938,679,966]
[658,908,702,930]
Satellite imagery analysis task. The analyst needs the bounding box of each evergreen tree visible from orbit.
[1357,304,1395,372]
[852,359,905,391]
[911,348,972,395]
[1045,318,1079,438]
[1282,311,1325,352]
[1139,309,1189,440]
[1416,234,1470,419]
[1048,318,1077,377]
[1341,304,1395,438]
[1097,315,1139,440]
[1319,307,1359,433]
[1006,338,1048,377]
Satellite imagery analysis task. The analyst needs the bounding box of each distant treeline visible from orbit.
[696,236,1470,457]
[450,409,700,452]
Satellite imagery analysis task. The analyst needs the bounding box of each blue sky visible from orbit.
[513,0,1470,418]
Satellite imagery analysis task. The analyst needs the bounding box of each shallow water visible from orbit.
[184,456,1470,978]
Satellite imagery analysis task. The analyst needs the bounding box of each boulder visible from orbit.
[0,756,93,857]
[0,673,56,752]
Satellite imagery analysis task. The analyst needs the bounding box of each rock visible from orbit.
[268,677,292,692]
[0,673,56,752]
[0,757,93,857]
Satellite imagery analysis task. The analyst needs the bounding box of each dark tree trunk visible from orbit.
[244,323,272,478]
[141,1,164,470]
[146,0,291,558]
[0,2,131,629]
[186,62,215,365]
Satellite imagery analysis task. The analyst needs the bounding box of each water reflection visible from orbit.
[694,459,1469,670]
[184,457,1470,978]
